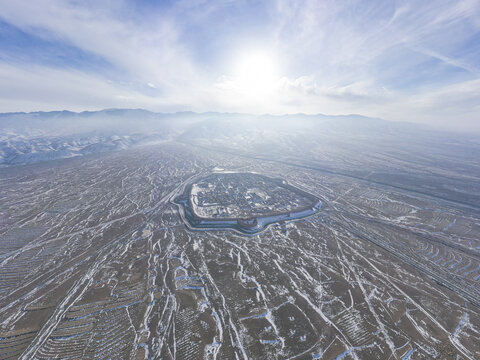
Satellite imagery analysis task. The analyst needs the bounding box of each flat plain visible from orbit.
[0,113,479,359]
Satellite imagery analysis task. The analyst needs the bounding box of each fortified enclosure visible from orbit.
[174,172,322,234]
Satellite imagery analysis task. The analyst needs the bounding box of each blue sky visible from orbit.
[0,0,479,131]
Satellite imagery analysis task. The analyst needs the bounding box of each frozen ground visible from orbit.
[0,142,478,359]
[0,113,479,359]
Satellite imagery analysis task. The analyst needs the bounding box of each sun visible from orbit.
[233,51,279,96]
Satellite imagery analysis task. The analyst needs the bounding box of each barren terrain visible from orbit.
[0,113,479,359]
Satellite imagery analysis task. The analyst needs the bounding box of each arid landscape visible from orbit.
[2,0,480,358]
[1,112,479,359]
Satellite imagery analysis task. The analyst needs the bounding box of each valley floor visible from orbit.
[0,143,479,359]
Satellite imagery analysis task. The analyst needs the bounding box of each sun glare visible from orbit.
[233,51,279,96]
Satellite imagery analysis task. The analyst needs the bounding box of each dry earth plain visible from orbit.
[0,142,479,359]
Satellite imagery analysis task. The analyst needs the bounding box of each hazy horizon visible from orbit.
[0,107,474,136]
[1,3,480,358]
[1,0,480,132]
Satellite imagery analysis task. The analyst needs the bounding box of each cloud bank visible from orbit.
[0,0,479,131]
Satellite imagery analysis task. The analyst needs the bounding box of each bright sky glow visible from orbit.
[0,0,479,131]
[220,50,281,102]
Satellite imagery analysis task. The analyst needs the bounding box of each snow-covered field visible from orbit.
[0,112,479,359]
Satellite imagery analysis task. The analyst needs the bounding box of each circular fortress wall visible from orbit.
[174,172,321,234]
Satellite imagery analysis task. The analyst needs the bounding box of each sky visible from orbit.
[0,0,479,131]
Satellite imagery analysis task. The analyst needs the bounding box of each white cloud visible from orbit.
[0,0,479,131]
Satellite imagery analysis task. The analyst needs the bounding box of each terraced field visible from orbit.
[0,142,479,359]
